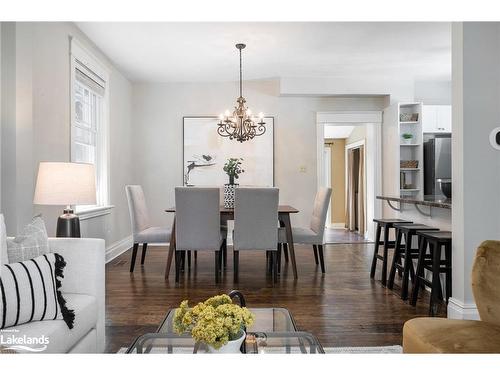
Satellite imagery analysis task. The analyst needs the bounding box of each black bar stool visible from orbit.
[387,223,439,300]
[370,218,413,286]
[410,231,452,316]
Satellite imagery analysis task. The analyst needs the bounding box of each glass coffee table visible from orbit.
[126,307,324,354]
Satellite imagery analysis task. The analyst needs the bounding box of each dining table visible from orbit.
[164,205,299,279]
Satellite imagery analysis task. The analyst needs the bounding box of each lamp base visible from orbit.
[56,209,81,238]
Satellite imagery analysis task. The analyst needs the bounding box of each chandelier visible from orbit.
[217,43,266,143]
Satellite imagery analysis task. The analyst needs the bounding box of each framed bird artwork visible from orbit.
[183,117,274,187]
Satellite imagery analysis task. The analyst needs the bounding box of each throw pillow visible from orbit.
[0,253,74,329]
[0,214,6,266]
[7,216,49,264]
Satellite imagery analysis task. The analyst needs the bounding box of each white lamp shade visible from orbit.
[33,162,97,206]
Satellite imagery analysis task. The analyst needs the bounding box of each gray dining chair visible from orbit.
[126,185,171,272]
[233,187,280,283]
[175,187,226,283]
[278,187,332,273]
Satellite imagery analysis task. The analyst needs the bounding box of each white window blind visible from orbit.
[70,38,110,213]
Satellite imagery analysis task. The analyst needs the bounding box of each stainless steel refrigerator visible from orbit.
[423,134,452,196]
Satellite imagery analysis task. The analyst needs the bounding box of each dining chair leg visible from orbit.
[194,251,198,262]
[313,245,319,265]
[175,251,181,283]
[272,251,278,284]
[223,239,228,269]
[140,243,148,265]
[187,251,191,271]
[233,251,239,283]
[318,245,326,273]
[283,243,289,262]
[130,243,139,272]
[165,218,176,280]
[267,251,273,274]
[277,244,282,275]
[215,251,221,283]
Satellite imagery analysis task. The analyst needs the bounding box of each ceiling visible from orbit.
[324,125,355,139]
[76,22,451,83]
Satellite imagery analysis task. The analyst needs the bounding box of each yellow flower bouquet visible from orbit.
[173,294,254,351]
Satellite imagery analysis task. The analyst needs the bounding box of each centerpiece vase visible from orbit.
[224,176,237,209]
[207,330,246,353]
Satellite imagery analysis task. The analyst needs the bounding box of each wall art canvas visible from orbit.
[183,117,274,187]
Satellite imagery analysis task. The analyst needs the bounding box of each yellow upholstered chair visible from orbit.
[403,240,500,353]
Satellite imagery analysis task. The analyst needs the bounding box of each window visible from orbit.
[70,38,110,215]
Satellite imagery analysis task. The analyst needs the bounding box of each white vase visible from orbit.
[402,138,413,145]
[207,330,246,354]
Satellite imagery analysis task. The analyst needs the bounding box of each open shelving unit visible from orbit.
[382,102,424,199]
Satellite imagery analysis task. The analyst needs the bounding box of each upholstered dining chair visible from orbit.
[278,187,332,273]
[125,185,171,272]
[233,187,280,283]
[175,187,226,283]
[403,240,500,353]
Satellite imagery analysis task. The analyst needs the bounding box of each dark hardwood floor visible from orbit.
[105,243,445,353]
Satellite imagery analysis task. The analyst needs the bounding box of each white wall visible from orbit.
[448,22,500,320]
[0,22,133,253]
[346,125,366,145]
[132,80,386,228]
[414,80,452,105]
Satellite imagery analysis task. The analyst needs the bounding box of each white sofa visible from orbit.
[2,238,105,353]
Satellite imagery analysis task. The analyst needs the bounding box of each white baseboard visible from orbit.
[447,298,480,320]
[106,235,133,263]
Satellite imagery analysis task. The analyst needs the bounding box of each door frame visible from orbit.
[317,111,382,241]
[345,139,366,235]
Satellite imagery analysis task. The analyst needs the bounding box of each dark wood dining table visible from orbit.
[164,205,299,279]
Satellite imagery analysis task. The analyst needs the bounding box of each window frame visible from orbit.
[70,37,112,218]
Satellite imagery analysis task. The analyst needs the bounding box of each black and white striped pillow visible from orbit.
[0,253,75,329]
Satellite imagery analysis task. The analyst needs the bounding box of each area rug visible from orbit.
[118,345,402,354]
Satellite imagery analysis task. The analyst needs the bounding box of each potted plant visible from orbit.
[173,294,255,353]
[222,158,244,208]
[402,133,414,144]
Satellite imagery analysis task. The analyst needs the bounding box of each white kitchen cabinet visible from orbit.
[422,105,451,133]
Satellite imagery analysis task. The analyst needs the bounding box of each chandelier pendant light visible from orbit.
[217,43,266,143]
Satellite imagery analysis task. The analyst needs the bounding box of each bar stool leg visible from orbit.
[401,232,414,300]
[387,228,403,290]
[411,237,427,306]
[445,243,452,303]
[370,224,382,279]
[381,226,390,286]
[429,242,442,316]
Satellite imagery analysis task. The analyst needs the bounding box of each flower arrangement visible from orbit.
[173,294,255,350]
[223,158,244,185]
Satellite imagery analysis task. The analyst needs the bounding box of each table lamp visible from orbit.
[33,162,96,237]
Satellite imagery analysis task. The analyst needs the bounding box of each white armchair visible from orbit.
[5,237,105,353]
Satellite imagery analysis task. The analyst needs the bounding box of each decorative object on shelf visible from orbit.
[217,43,266,143]
[173,294,255,353]
[33,162,96,238]
[400,160,419,169]
[400,113,419,122]
[223,158,244,208]
[402,133,414,144]
[437,178,452,199]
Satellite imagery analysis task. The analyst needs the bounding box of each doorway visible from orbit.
[345,141,365,235]
[317,111,382,243]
